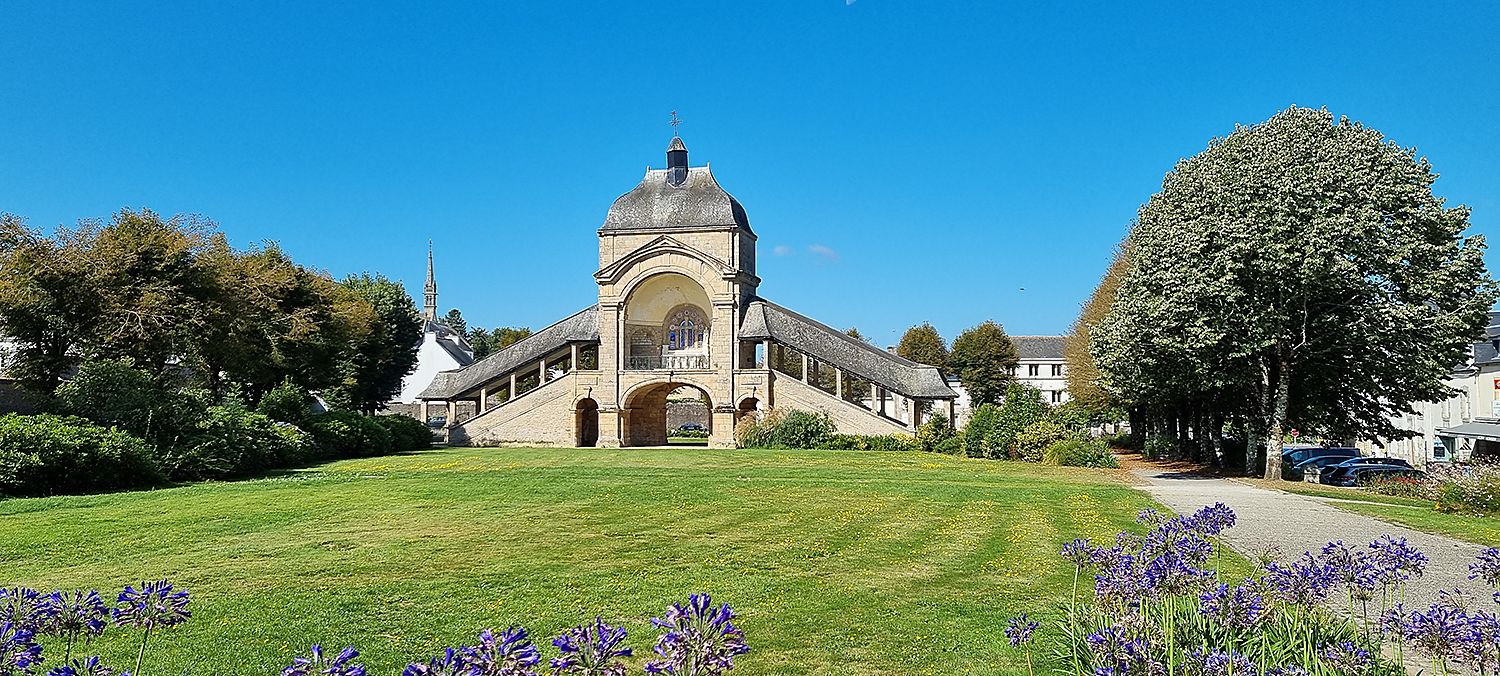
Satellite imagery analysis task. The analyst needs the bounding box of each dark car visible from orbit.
[1282,446,1360,466]
[1322,464,1427,487]
[676,423,708,433]
[1331,457,1411,469]
[1288,454,1366,481]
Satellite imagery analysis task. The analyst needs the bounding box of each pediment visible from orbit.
[594,235,736,285]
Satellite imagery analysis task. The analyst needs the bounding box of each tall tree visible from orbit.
[442,308,466,334]
[327,273,423,413]
[897,323,948,372]
[1093,106,1496,480]
[949,320,1020,407]
[1064,242,1130,413]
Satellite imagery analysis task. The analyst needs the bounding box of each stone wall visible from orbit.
[666,401,709,429]
[769,373,912,437]
[452,373,581,447]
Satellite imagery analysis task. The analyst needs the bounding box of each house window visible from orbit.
[1051,390,1063,404]
[1027,364,1039,377]
[666,308,707,351]
[1051,364,1064,377]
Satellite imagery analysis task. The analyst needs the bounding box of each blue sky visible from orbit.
[1,1,1496,346]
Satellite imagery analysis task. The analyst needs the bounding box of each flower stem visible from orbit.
[135,626,152,676]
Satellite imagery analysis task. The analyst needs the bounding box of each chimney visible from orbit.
[666,136,688,186]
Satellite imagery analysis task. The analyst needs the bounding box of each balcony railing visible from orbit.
[627,354,710,370]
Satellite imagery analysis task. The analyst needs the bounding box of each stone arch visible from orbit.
[622,272,714,370]
[574,397,599,448]
[620,379,714,447]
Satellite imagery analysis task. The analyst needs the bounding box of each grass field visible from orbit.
[2,446,1212,676]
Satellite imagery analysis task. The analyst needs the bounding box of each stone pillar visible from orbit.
[571,343,579,370]
[510,372,517,398]
[946,398,956,425]
[479,387,489,413]
[419,399,428,423]
[445,400,456,427]
[710,408,736,449]
[762,340,771,369]
[801,353,809,383]
[913,399,924,428]
[835,368,843,399]
[876,386,886,415]
[538,359,547,384]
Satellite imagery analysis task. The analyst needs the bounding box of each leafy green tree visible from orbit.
[1093,106,1496,480]
[326,274,423,413]
[948,321,1019,407]
[442,308,466,334]
[963,403,1001,458]
[1065,242,1129,413]
[988,383,1048,459]
[897,323,948,373]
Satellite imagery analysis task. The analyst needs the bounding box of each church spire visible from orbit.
[423,242,438,322]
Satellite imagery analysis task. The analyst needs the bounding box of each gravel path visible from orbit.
[1130,468,1487,609]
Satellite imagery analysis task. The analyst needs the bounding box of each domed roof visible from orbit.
[600,140,751,233]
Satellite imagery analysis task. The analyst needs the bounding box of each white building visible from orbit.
[1011,336,1069,405]
[395,250,474,404]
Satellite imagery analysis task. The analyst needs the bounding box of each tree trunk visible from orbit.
[1262,355,1292,481]
[1210,409,1223,468]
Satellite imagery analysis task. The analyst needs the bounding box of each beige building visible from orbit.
[1370,313,1500,466]
[417,137,957,448]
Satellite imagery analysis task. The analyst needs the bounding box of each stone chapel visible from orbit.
[417,137,956,448]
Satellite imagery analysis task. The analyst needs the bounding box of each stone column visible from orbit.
[419,399,428,423]
[946,398,956,424]
[835,367,843,399]
[538,359,547,384]
[571,343,579,371]
[479,387,489,413]
[801,353,809,383]
[876,386,886,415]
[762,340,771,369]
[445,400,456,427]
[510,372,517,398]
[913,399,924,428]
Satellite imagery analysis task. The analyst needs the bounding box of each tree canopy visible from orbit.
[948,320,1019,407]
[1091,106,1496,479]
[897,323,948,372]
[1064,242,1129,413]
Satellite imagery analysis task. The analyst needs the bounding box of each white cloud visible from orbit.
[808,244,840,262]
[773,245,793,256]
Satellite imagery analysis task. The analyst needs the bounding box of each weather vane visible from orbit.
[670,111,682,136]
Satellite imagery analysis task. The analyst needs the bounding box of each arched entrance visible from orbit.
[622,381,712,447]
[575,398,599,448]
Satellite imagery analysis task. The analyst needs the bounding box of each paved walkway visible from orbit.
[1130,468,1485,610]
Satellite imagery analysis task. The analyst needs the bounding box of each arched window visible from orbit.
[666,307,707,351]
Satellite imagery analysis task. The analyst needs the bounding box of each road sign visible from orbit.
[1290,429,1300,438]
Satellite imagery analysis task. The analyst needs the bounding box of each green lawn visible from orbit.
[3,446,1218,676]
[1234,478,1500,548]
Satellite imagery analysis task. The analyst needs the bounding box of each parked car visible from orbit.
[1282,446,1360,466]
[1288,454,1366,481]
[676,423,708,433]
[1321,464,1427,487]
[1331,457,1411,469]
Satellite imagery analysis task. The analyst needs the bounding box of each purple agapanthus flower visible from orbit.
[1318,542,1379,600]
[642,594,748,676]
[550,618,631,676]
[1368,536,1428,584]
[1190,503,1236,536]
[1471,548,1500,603]
[1463,611,1500,673]
[1086,626,1161,676]
[1143,553,1214,597]
[285,646,366,676]
[463,628,540,676]
[1199,583,1264,629]
[1182,647,1256,676]
[402,648,472,676]
[1318,642,1371,676]
[1095,554,1154,607]
[41,591,108,641]
[1263,553,1337,608]
[1,621,43,676]
[0,590,50,633]
[44,656,122,676]
[1400,604,1477,664]
[111,581,189,631]
[1004,615,1039,647]
[1062,539,1105,567]
[1263,667,1309,676]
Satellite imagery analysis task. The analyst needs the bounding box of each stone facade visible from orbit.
[417,138,956,448]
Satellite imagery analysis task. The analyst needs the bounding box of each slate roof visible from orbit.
[1011,336,1066,361]
[600,166,752,234]
[739,299,956,399]
[417,306,599,400]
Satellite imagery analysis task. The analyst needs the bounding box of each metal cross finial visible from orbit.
[669,111,682,136]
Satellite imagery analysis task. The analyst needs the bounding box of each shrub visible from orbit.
[1013,419,1080,462]
[0,413,161,496]
[53,358,207,452]
[815,433,920,452]
[1142,434,1175,460]
[257,379,313,425]
[304,411,393,459]
[1042,438,1119,468]
[737,408,836,449]
[915,413,956,453]
[162,405,311,481]
[1433,463,1500,515]
[963,403,1000,457]
[934,436,964,456]
[1042,401,1091,433]
[1363,474,1436,501]
[988,383,1048,459]
[374,414,432,453]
